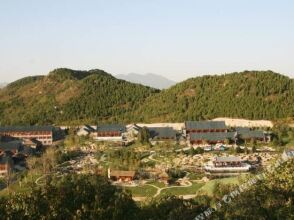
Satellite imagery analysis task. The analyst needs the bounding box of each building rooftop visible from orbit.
[236,128,264,139]
[0,126,54,133]
[215,156,242,162]
[96,124,126,133]
[235,127,251,133]
[0,154,13,165]
[190,132,235,141]
[110,170,136,177]
[129,124,142,132]
[22,138,41,146]
[0,141,23,152]
[84,125,96,132]
[148,127,177,139]
[185,121,227,130]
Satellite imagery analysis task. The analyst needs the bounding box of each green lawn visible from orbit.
[160,183,205,197]
[197,176,242,196]
[146,180,166,188]
[0,181,31,197]
[0,173,43,197]
[124,185,157,197]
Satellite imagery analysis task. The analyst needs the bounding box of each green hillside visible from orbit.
[0,68,159,125]
[0,70,293,125]
[132,71,294,122]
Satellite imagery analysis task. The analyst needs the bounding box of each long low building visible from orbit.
[148,127,177,141]
[0,140,34,156]
[108,169,136,182]
[185,121,227,134]
[190,132,235,144]
[186,121,229,144]
[186,121,267,145]
[0,126,56,145]
[205,156,251,177]
[0,141,23,155]
[93,124,126,141]
[235,127,265,141]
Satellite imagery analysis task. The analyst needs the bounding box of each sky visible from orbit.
[0,0,293,82]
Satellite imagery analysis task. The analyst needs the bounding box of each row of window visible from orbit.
[0,132,52,135]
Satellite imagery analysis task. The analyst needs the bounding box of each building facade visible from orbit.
[204,156,251,177]
[185,121,227,134]
[185,121,229,144]
[186,121,267,145]
[0,153,14,177]
[107,169,136,182]
[235,127,265,142]
[0,126,55,145]
[148,127,177,141]
[190,132,235,145]
[93,124,126,141]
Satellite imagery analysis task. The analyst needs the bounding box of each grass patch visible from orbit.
[124,185,157,197]
[0,172,44,197]
[160,183,205,197]
[0,180,31,197]
[198,176,241,196]
[146,181,166,188]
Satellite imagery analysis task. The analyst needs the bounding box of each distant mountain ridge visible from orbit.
[116,73,176,89]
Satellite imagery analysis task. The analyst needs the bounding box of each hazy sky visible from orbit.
[0,0,293,82]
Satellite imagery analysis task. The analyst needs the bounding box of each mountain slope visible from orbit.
[116,73,176,89]
[132,71,294,122]
[0,68,159,125]
[0,70,293,125]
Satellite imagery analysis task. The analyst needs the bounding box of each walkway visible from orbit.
[146,179,193,198]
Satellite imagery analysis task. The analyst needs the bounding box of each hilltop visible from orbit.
[0,68,158,125]
[132,71,294,122]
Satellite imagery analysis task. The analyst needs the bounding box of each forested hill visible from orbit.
[0,70,293,125]
[132,71,294,122]
[0,68,159,125]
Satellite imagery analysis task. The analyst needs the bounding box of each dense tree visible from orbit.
[0,174,139,220]
[138,127,151,144]
[139,196,210,220]
[132,71,294,122]
[212,159,294,219]
[108,149,143,170]
[0,68,158,125]
[0,70,293,125]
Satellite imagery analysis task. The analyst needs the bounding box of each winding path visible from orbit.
[146,179,193,198]
[148,153,160,163]
[35,160,77,186]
